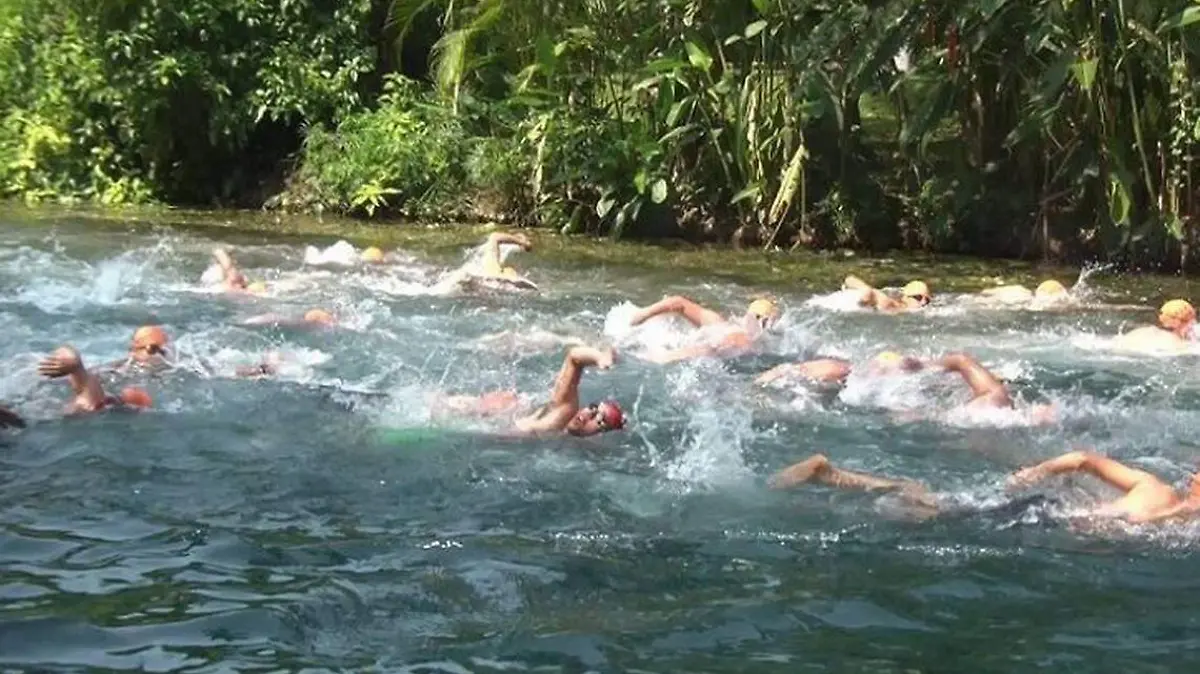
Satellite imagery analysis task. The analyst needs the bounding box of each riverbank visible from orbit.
[4,203,1191,304]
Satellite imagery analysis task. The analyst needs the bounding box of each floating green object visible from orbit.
[377,426,446,445]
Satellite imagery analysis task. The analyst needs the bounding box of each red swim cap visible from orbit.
[600,400,625,430]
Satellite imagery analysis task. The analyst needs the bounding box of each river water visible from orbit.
[2,211,1200,672]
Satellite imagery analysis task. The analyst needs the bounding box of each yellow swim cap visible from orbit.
[874,351,903,365]
[361,246,385,263]
[1159,299,1196,329]
[901,280,930,298]
[1034,280,1067,297]
[500,266,520,279]
[747,298,780,319]
[246,281,267,294]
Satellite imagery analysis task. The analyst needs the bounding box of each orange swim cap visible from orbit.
[119,387,153,409]
[874,351,903,365]
[131,325,169,351]
[902,280,931,298]
[1159,299,1196,329]
[304,309,335,325]
[1034,280,1067,297]
[361,246,385,263]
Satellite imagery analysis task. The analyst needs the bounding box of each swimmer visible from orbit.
[241,308,337,328]
[437,345,625,436]
[0,405,24,429]
[979,279,1071,305]
[930,351,1056,423]
[629,296,781,363]
[754,351,923,387]
[444,231,538,291]
[361,246,386,264]
[38,346,152,415]
[1110,299,1196,354]
[842,275,931,312]
[1008,449,1200,524]
[106,325,171,371]
[210,248,266,293]
[768,453,940,515]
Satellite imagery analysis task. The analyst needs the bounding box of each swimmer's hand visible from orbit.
[1006,466,1047,491]
[514,233,533,251]
[38,349,82,378]
[0,406,25,428]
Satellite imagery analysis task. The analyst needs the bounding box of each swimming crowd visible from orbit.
[3,231,1200,528]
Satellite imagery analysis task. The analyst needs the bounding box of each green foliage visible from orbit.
[0,0,374,204]
[277,75,472,217]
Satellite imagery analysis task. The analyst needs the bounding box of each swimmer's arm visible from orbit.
[547,345,616,407]
[630,295,725,328]
[1009,450,1156,493]
[755,363,803,386]
[0,405,24,428]
[643,343,717,364]
[38,347,108,411]
[937,352,1010,403]
[235,363,276,378]
[483,232,532,274]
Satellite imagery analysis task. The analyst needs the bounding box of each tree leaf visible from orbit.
[597,196,616,218]
[745,21,768,38]
[1070,58,1097,93]
[685,41,713,72]
[650,178,668,204]
[1159,6,1200,32]
[634,169,648,194]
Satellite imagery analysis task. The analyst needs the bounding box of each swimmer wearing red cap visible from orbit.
[437,345,625,436]
[628,295,781,363]
[38,346,152,415]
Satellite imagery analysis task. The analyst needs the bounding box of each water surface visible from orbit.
[2,210,1200,672]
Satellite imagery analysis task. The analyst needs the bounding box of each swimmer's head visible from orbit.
[746,298,781,330]
[226,271,249,290]
[361,246,385,263]
[870,351,924,373]
[304,309,335,326]
[118,387,152,409]
[567,400,626,436]
[130,325,169,362]
[902,280,931,306]
[246,281,267,294]
[1159,299,1196,335]
[1034,279,1068,298]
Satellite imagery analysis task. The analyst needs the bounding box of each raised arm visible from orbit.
[37,346,109,412]
[629,295,725,328]
[1009,450,1159,493]
[547,345,616,407]
[936,352,1011,406]
[482,232,532,275]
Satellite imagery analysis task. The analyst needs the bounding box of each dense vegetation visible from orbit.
[3,0,1200,268]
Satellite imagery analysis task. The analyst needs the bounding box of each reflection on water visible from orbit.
[3,214,1200,671]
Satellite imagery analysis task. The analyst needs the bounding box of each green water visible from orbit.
[2,206,1200,672]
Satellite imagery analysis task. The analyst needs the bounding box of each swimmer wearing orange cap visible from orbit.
[629,295,781,363]
[437,345,625,436]
[38,346,152,415]
[842,275,931,312]
[106,325,172,372]
[0,405,24,429]
[1111,298,1197,353]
